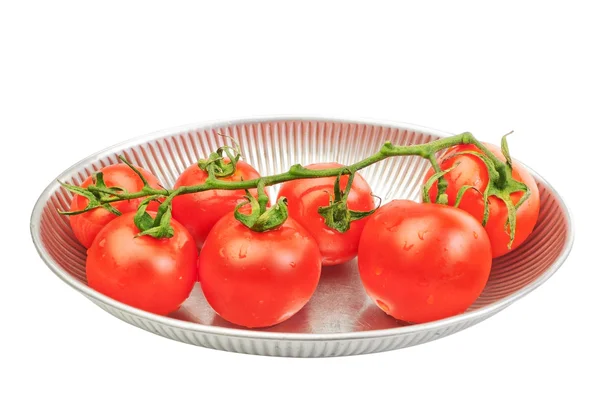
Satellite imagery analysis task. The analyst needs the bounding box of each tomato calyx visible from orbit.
[59,171,123,217]
[133,196,175,239]
[60,156,176,240]
[234,180,289,232]
[317,169,379,233]
[58,155,163,217]
[198,139,242,179]
[59,155,154,217]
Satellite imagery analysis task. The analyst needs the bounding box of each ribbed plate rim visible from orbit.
[30,115,575,341]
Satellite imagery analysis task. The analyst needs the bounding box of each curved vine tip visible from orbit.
[318,169,378,233]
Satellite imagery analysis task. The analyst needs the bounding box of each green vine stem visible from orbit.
[59,131,528,245]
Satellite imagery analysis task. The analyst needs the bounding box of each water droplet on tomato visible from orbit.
[239,242,249,259]
[375,267,383,276]
[427,294,434,305]
[418,230,428,240]
[376,300,390,313]
[258,300,264,305]
[98,239,106,248]
[418,278,429,287]
[403,241,414,251]
[289,261,296,268]
[473,231,478,239]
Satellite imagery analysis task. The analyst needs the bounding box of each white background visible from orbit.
[1,1,598,399]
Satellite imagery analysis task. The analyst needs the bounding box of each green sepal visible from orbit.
[101,203,122,216]
[118,155,149,187]
[501,131,514,169]
[318,201,377,233]
[59,158,157,217]
[233,190,261,228]
[134,197,156,232]
[133,196,174,239]
[454,185,482,208]
[252,197,289,231]
[421,164,458,204]
[90,172,125,216]
[58,180,122,217]
[233,186,289,232]
[317,170,378,233]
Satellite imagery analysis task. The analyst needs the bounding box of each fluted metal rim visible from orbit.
[30,116,575,341]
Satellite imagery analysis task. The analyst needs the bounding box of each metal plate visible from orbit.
[30,117,574,357]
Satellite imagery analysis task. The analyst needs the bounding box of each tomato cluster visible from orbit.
[67,142,540,328]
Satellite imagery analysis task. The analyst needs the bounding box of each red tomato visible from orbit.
[277,163,375,266]
[358,200,492,324]
[172,160,261,248]
[69,163,162,248]
[86,212,198,315]
[424,143,540,258]
[198,213,322,328]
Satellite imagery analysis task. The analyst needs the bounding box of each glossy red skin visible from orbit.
[86,212,198,316]
[172,160,261,248]
[358,200,492,324]
[424,143,540,258]
[277,163,375,266]
[69,163,162,248]
[198,214,322,328]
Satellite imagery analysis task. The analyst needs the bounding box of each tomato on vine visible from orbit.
[198,188,321,328]
[277,163,375,266]
[424,141,540,258]
[67,163,162,248]
[86,210,198,316]
[172,158,262,248]
[358,200,492,324]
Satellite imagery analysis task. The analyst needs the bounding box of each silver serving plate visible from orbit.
[30,117,573,357]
